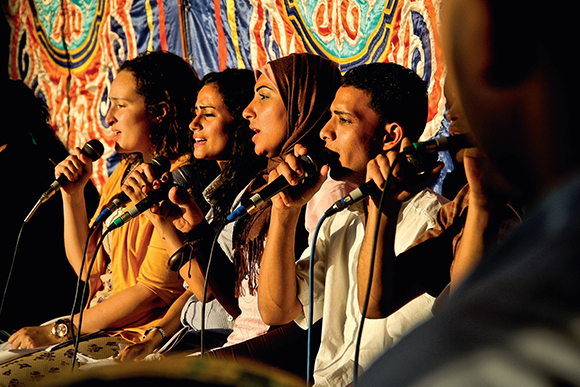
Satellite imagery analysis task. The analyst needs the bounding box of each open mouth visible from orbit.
[321,148,340,167]
[193,137,207,146]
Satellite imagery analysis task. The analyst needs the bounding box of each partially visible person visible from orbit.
[0,80,99,335]
[1,51,216,386]
[256,62,447,386]
[357,79,524,325]
[117,68,266,361]
[360,0,580,385]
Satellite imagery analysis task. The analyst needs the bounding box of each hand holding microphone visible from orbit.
[325,134,475,216]
[108,164,199,231]
[94,156,171,225]
[227,144,334,223]
[25,139,104,223]
[48,139,105,199]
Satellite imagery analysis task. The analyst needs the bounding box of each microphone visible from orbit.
[24,139,105,223]
[402,133,475,155]
[324,181,380,217]
[106,163,198,231]
[227,151,336,223]
[93,156,171,225]
[325,134,476,217]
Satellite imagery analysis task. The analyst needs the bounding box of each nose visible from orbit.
[242,100,255,121]
[189,113,201,131]
[319,119,335,142]
[105,104,115,127]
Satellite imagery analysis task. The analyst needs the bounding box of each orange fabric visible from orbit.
[86,158,186,341]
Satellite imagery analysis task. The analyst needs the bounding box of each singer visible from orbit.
[256,63,448,386]
[3,51,212,382]
[117,54,345,379]
[118,69,266,361]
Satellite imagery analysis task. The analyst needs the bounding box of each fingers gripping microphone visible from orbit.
[227,152,332,223]
[325,134,476,217]
[325,181,381,217]
[24,139,105,223]
[106,164,198,231]
[93,156,171,225]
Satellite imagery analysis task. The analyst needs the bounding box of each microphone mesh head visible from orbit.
[82,139,104,161]
[149,156,171,177]
[172,164,199,189]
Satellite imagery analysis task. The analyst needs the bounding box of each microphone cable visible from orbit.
[0,221,27,322]
[352,153,403,386]
[199,221,226,357]
[306,213,329,385]
[68,219,101,367]
[70,226,111,372]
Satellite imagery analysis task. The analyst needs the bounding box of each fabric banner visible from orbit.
[4,0,450,192]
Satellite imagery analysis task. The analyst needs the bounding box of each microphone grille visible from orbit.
[149,156,171,177]
[82,139,105,161]
[172,164,199,189]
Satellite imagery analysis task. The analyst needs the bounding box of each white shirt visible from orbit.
[294,189,447,386]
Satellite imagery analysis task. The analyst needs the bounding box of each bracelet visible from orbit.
[167,221,214,272]
[142,326,166,341]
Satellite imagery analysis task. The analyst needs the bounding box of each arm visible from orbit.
[56,148,97,277]
[257,145,328,326]
[8,282,167,349]
[358,142,444,318]
[117,290,192,362]
[123,165,240,317]
[449,149,490,293]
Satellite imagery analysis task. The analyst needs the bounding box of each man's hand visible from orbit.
[365,138,444,212]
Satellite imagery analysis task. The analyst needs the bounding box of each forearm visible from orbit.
[146,290,191,341]
[358,202,400,318]
[257,207,303,325]
[72,283,166,334]
[62,192,92,277]
[178,220,240,318]
[449,204,490,293]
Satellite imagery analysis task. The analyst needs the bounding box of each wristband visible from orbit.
[142,326,166,341]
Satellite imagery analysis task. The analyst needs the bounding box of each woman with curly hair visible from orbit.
[1,51,216,385]
[117,68,266,361]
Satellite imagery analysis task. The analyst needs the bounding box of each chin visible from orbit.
[329,166,356,184]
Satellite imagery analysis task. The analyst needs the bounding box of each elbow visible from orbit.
[359,293,394,319]
[258,299,302,326]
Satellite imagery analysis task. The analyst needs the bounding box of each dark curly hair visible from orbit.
[198,69,267,229]
[342,62,428,142]
[119,51,199,161]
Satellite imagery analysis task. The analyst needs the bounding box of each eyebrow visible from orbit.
[196,105,215,110]
[332,109,354,117]
[109,96,131,103]
[256,85,274,92]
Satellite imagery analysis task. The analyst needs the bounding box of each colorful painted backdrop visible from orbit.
[4,0,450,192]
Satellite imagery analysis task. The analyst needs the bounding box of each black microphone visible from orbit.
[227,151,337,223]
[24,139,105,223]
[402,133,475,155]
[106,164,198,231]
[93,156,171,225]
[325,134,476,217]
